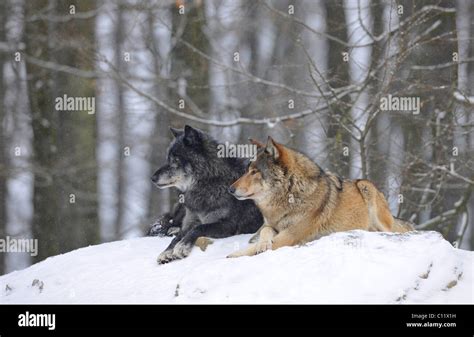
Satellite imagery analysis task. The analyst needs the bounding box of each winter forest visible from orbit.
[0,0,473,275]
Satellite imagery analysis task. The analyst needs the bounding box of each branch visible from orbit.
[453,90,474,105]
[25,54,98,78]
[431,165,474,185]
[178,39,360,99]
[26,7,102,23]
[411,57,474,71]
[0,42,100,79]
[260,1,455,49]
[416,183,472,230]
[102,57,344,127]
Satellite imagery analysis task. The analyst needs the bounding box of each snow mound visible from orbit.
[0,231,472,304]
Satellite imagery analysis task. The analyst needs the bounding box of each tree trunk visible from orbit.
[368,0,389,189]
[26,0,60,262]
[323,0,351,177]
[54,0,99,250]
[172,2,209,118]
[113,3,127,239]
[0,0,8,274]
[26,0,99,262]
[146,8,171,224]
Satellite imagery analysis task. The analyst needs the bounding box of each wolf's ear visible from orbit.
[248,138,264,149]
[265,136,280,160]
[183,125,201,145]
[170,127,183,138]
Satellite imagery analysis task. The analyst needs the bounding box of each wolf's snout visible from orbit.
[151,174,159,183]
[228,186,236,194]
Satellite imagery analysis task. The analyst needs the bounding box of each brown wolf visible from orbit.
[227,137,414,258]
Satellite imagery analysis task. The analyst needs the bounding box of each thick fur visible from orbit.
[151,125,263,264]
[393,217,415,232]
[228,137,413,258]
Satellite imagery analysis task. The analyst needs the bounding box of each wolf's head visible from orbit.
[151,125,221,191]
[228,137,290,201]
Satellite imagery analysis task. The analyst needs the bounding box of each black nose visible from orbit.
[228,186,236,194]
[151,175,158,183]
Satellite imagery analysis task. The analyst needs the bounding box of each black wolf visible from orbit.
[151,125,263,264]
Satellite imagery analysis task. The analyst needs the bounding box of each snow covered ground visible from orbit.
[0,230,472,304]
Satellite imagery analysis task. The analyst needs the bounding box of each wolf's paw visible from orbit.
[148,215,173,237]
[256,239,272,254]
[167,226,180,236]
[227,250,247,258]
[226,252,241,258]
[157,250,174,265]
[171,241,193,259]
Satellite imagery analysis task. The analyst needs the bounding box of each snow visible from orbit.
[0,230,472,304]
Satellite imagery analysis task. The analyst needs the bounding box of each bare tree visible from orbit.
[146,5,172,225]
[25,0,99,262]
[0,0,8,274]
[112,2,127,240]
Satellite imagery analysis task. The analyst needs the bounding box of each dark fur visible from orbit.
[151,125,263,264]
[147,201,185,237]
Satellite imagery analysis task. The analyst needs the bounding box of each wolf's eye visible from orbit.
[250,169,258,175]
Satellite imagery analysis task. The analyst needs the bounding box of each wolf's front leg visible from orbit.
[157,211,200,264]
[158,233,197,264]
[170,230,198,260]
[269,229,298,249]
[226,243,258,258]
[227,226,276,258]
[157,234,183,264]
[255,226,276,253]
[169,219,236,260]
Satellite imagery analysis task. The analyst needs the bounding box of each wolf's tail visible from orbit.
[392,217,415,233]
[355,179,394,232]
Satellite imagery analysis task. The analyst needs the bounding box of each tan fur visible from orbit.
[392,218,415,233]
[355,180,393,231]
[195,237,213,251]
[228,137,413,258]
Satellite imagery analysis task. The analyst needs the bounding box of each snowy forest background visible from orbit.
[0,0,473,275]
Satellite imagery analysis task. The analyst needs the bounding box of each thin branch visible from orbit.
[179,39,360,99]
[27,7,102,23]
[357,0,376,42]
[417,183,472,230]
[25,54,98,78]
[102,57,343,127]
[260,1,455,49]
[412,57,474,71]
[431,165,474,185]
[453,90,474,105]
